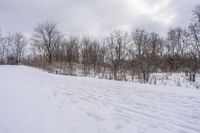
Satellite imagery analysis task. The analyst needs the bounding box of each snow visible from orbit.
[148,73,200,89]
[51,64,200,89]
[0,65,200,133]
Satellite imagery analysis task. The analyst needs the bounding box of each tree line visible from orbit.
[0,5,200,83]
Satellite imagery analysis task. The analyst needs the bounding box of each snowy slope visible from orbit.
[0,65,200,133]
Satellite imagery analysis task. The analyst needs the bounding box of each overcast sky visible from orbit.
[0,0,199,38]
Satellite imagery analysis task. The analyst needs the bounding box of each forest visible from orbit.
[0,5,200,83]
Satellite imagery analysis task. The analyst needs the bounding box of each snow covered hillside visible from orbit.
[0,65,200,133]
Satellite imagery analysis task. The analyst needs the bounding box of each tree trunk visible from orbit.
[48,54,52,64]
[192,73,196,82]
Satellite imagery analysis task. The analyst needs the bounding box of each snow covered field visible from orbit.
[0,65,200,133]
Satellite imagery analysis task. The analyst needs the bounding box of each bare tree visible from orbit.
[98,42,107,78]
[88,39,100,75]
[189,24,200,59]
[32,21,63,63]
[0,29,6,64]
[186,5,200,82]
[132,28,150,82]
[11,33,27,64]
[148,32,163,72]
[193,4,200,23]
[65,35,80,75]
[4,33,15,64]
[164,28,189,71]
[106,30,129,80]
[1,33,27,64]
[80,36,91,75]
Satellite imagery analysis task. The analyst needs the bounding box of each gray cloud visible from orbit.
[0,0,199,38]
